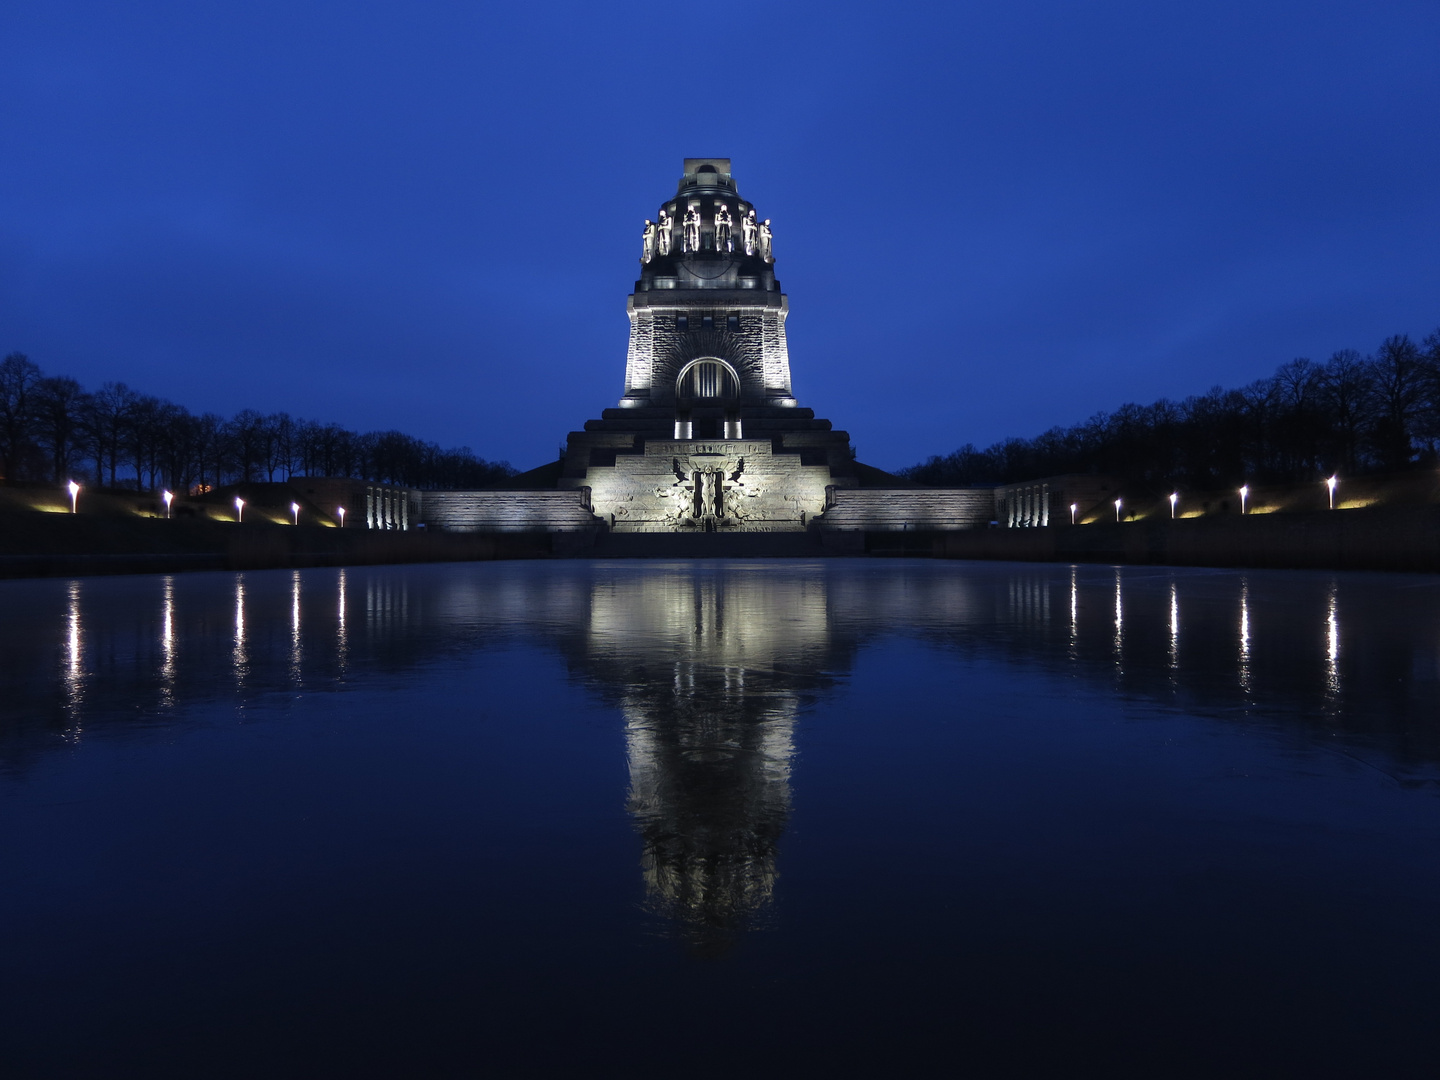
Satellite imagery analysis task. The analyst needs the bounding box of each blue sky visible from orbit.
[3,1,1438,471]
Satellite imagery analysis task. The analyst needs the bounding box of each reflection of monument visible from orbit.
[578,568,846,942]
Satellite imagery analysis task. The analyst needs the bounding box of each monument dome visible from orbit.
[622,158,795,413]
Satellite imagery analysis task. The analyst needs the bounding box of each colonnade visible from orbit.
[366,486,410,530]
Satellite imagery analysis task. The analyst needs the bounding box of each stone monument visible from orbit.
[555,158,862,532]
[419,159,994,540]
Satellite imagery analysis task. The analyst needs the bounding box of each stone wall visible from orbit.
[815,488,995,532]
[418,490,602,532]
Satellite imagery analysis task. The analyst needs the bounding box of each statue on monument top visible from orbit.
[759,219,774,263]
[656,207,673,257]
[682,204,701,254]
[641,219,656,264]
[714,203,734,254]
[741,208,758,257]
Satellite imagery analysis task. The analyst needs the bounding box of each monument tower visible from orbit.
[556,158,861,532]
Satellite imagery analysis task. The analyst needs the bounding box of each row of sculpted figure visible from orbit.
[642,206,773,263]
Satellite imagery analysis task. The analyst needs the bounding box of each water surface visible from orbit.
[3,560,1440,1077]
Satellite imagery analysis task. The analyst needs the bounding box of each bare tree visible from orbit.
[1367,335,1426,469]
[0,352,41,481]
[83,382,138,488]
[32,376,88,482]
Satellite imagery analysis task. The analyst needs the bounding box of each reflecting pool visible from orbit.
[3,561,1440,1076]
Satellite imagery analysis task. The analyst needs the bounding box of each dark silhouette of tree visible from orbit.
[1370,335,1427,469]
[0,354,516,492]
[0,353,41,481]
[904,328,1440,489]
[32,376,88,482]
[83,382,138,488]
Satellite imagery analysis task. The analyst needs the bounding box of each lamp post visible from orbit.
[1169,492,1178,519]
[67,481,80,514]
[1114,497,1123,522]
[337,506,346,528]
[1239,485,1249,515]
[291,502,300,526]
[162,490,174,519]
[1070,502,1077,525]
[1326,475,1337,510]
[234,496,245,523]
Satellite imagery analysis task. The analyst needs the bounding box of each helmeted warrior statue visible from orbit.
[741,208,758,256]
[656,207,673,256]
[758,219,774,263]
[682,204,701,254]
[713,203,733,254]
[641,219,656,263]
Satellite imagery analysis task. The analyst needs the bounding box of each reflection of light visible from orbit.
[1168,582,1179,670]
[1169,492,1178,518]
[338,506,346,528]
[1325,584,1340,698]
[1114,497,1122,522]
[163,490,174,518]
[67,480,80,513]
[291,502,300,526]
[233,576,248,684]
[1239,485,1249,515]
[160,575,176,705]
[1113,569,1123,663]
[1068,566,1078,656]
[1070,502,1077,525]
[234,496,245,523]
[336,568,349,672]
[1238,580,1252,691]
[290,570,303,683]
[64,580,84,722]
[1326,475,1338,510]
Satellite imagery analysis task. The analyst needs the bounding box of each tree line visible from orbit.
[902,331,1440,489]
[0,354,516,492]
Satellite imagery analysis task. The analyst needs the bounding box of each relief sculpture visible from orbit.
[722,458,763,520]
[603,450,807,532]
[653,457,694,525]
